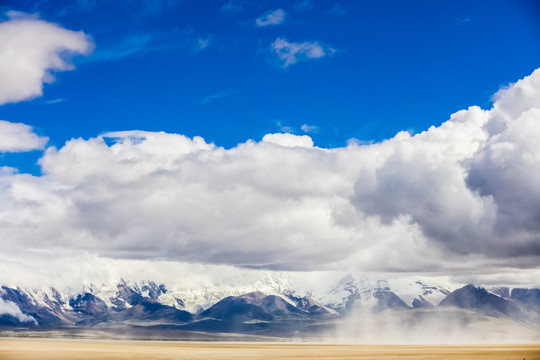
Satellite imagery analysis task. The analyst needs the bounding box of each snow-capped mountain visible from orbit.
[0,273,449,327]
[0,273,451,318]
[1,275,539,341]
[312,274,451,312]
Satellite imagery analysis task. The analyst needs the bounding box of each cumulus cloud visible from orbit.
[351,69,540,260]
[466,69,540,256]
[256,9,285,27]
[262,133,314,148]
[271,37,334,67]
[24,131,362,270]
[352,107,496,255]
[0,120,49,152]
[0,13,93,105]
[1,68,540,284]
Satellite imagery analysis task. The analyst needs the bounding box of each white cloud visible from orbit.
[262,133,314,148]
[0,13,93,105]
[1,131,370,271]
[1,68,540,287]
[465,69,540,256]
[0,120,49,152]
[92,33,151,61]
[0,298,36,324]
[271,37,334,67]
[351,108,498,258]
[256,9,286,27]
[350,69,540,260]
[301,124,320,133]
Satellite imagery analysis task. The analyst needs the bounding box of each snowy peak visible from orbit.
[319,275,448,313]
[388,280,451,307]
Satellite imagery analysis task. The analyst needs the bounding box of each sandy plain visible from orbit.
[0,338,539,360]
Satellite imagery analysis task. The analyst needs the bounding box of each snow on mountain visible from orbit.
[152,272,298,313]
[3,278,540,342]
[298,273,454,312]
[387,278,452,307]
[0,272,458,320]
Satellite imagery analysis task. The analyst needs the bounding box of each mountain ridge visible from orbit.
[1,279,539,339]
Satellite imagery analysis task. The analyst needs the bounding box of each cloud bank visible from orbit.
[0,12,93,105]
[333,307,540,344]
[1,69,540,283]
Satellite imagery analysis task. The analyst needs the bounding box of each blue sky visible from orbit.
[1,0,540,174]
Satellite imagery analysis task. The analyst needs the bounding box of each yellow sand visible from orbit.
[0,338,539,360]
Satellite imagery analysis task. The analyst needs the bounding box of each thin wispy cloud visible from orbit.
[91,33,153,61]
[90,0,184,17]
[270,37,335,68]
[276,121,294,133]
[256,9,286,27]
[92,29,201,61]
[32,0,185,22]
[221,0,243,13]
[301,124,320,133]
[3,10,40,20]
[329,3,348,15]
[293,0,314,12]
[194,36,212,53]
[199,91,230,104]
[456,17,472,26]
[43,98,65,105]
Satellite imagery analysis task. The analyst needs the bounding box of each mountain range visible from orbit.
[1,276,539,341]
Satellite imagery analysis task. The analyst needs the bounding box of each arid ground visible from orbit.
[0,338,539,360]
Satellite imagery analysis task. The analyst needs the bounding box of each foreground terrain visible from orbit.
[0,339,539,360]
